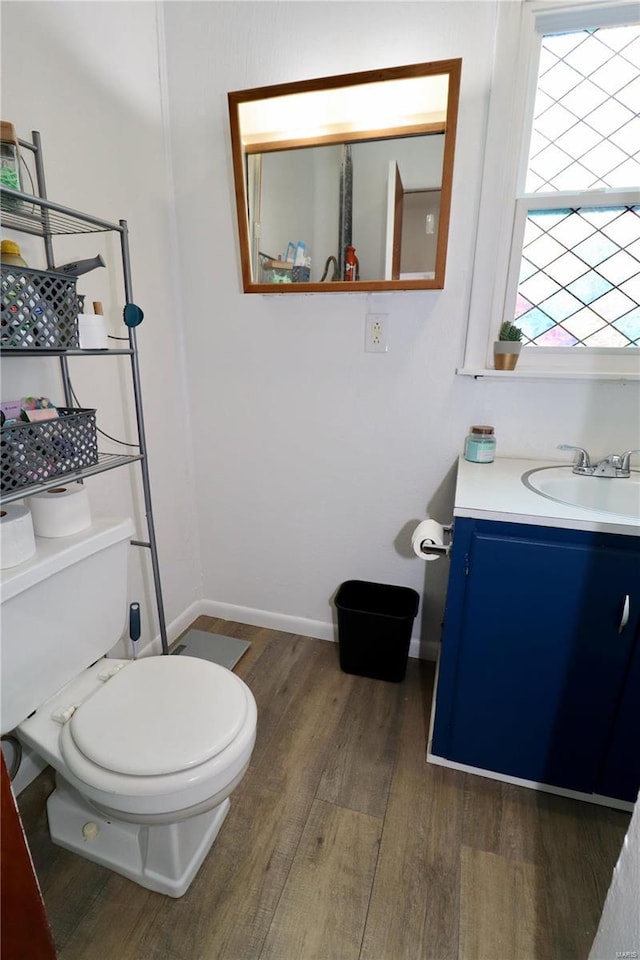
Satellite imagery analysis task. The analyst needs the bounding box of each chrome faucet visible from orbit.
[559,445,640,478]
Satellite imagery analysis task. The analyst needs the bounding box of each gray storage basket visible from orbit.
[1,408,98,494]
[1,265,80,349]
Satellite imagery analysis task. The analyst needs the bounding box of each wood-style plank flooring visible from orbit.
[18,618,630,960]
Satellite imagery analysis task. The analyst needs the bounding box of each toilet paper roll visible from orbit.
[411,519,445,561]
[0,504,36,568]
[29,484,92,538]
[78,314,109,350]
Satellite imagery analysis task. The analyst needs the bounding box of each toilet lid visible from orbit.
[66,656,248,776]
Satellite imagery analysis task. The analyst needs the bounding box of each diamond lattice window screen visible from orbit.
[514,23,640,347]
[527,25,640,192]
[515,205,640,345]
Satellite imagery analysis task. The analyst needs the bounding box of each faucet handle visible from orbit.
[558,444,591,468]
[621,449,640,471]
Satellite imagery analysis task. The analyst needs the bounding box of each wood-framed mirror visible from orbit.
[228,60,462,294]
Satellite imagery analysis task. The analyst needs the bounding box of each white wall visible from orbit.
[162,0,639,651]
[589,792,640,959]
[260,150,315,266]
[259,144,342,280]
[1,1,201,653]
[3,0,639,657]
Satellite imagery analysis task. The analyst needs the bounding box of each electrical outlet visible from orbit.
[365,313,388,353]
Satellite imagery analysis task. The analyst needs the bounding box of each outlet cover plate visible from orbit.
[365,313,388,353]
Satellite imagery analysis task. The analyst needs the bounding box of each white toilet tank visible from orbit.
[0,516,134,735]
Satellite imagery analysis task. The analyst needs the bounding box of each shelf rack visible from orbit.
[1,131,168,654]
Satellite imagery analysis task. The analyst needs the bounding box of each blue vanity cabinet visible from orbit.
[431,517,640,800]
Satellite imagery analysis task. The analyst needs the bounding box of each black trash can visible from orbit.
[335,580,420,682]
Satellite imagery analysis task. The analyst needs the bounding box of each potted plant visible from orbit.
[494,320,523,370]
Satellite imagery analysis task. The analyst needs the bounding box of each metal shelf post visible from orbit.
[1,132,169,655]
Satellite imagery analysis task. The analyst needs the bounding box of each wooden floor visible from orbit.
[18,618,630,960]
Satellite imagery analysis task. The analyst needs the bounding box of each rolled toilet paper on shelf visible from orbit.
[0,503,36,568]
[411,519,445,561]
[78,313,109,350]
[29,484,92,538]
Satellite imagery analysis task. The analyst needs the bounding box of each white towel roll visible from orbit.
[29,484,92,538]
[1,503,36,568]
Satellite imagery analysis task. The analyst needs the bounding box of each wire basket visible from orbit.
[1,265,80,349]
[1,408,98,494]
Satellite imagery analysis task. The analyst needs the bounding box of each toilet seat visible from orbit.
[65,656,248,776]
[53,657,257,818]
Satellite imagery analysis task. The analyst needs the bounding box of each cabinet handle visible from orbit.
[618,595,630,634]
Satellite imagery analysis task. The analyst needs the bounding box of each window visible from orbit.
[461,1,640,378]
[511,24,640,349]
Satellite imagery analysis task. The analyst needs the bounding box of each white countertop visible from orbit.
[454,457,639,537]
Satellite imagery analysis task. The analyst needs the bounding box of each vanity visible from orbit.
[429,456,640,810]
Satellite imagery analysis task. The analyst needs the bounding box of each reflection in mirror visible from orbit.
[229,60,461,293]
[249,135,444,282]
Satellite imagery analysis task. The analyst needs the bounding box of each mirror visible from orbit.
[228,60,461,293]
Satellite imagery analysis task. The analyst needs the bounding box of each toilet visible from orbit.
[0,517,257,897]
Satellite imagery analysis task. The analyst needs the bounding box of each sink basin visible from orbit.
[522,466,640,520]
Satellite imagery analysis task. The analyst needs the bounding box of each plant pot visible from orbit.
[494,340,522,370]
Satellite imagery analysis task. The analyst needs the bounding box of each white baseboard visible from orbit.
[141,600,204,657]
[427,749,634,813]
[168,600,204,642]
[198,599,438,662]
[410,638,439,661]
[199,599,335,642]
[127,598,438,668]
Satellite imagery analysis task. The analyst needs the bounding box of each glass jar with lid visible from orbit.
[464,425,496,463]
[0,121,21,192]
[1,239,28,267]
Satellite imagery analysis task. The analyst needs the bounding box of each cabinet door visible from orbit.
[432,519,640,795]
[595,620,640,803]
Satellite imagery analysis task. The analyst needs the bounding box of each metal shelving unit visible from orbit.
[1,131,168,654]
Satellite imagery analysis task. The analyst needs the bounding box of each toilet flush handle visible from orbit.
[130,602,141,659]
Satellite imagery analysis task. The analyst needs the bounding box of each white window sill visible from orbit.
[457,367,640,382]
[459,347,640,382]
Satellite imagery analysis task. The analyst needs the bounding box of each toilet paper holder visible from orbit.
[417,522,453,558]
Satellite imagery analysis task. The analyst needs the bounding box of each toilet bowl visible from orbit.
[0,517,258,897]
[17,655,257,897]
